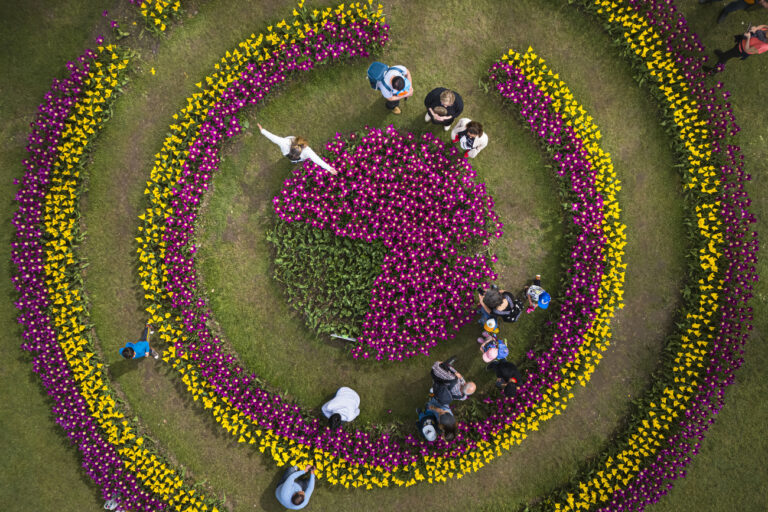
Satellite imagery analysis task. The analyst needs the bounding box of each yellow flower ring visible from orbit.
[12,45,220,510]
[136,1,625,491]
[537,1,758,510]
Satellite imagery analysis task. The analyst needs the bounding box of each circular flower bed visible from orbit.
[144,41,624,486]
[272,126,501,360]
[13,0,758,509]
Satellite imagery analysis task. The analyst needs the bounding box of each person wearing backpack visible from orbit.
[477,285,524,324]
[367,61,413,114]
[706,24,768,71]
[487,360,523,398]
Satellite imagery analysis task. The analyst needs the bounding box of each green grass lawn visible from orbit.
[0,0,766,511]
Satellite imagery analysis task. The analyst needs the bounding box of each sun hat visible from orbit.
[484,318,499,333]
[422,424,437,442]
[482,345,499,363]
[538,292,551,309]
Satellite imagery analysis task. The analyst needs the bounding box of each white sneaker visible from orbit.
[424,112,431,122]
[444,123,452,131]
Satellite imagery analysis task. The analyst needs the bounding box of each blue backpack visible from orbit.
[367,61,389,89]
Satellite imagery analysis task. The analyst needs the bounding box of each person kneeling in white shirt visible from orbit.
[321,387,361,430]
[451,118,488,159]
[258,123,337,175]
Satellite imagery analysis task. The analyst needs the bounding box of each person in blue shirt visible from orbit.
[119,324,159,360]
[275,464,315,510]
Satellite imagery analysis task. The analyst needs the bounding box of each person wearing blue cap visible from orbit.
[525,274,550,314]
[367,62,413,114]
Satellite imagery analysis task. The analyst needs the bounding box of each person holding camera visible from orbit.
[430,358,476,404]
[451,118,489,158]
[477,284,524,324]
[706,24,768,71]
[424,87,464,130]
[275,464,316,510]
[119,324,159,361]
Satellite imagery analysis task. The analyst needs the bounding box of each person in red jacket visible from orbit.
[706,24,768,72]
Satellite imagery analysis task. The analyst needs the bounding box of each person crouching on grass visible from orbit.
[119,324,159,361]
[451,118,488,158]
[258,123,337,175]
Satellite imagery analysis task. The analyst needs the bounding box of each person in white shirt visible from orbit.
[257,123,337,175]
[374,64,414,114]
[321,387,360,430]
[451,118,489,158]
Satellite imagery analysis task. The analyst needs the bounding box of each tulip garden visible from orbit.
[3,0,766,511]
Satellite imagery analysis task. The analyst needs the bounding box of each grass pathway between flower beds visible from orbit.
[1,0,763,511]
[78,0,683,509]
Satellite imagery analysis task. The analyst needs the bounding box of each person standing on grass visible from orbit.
[477,285,524,324]
[426,400,458,441]
[275,465,315,510]
[451,118,488,158]
[524,274,551,314]
[424,87,463,131]
[119,324,159,360]
[431,359,476,404]
[487,359,523,398]
[321,386,361,430]
[706,24,768,71]
[257,123,337,175]
[367,62,414,114]
[698,0,768,24]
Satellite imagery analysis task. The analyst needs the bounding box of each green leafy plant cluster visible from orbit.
[267,219,387,339]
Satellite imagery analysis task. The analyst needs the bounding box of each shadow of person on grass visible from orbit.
[108,357,144,379]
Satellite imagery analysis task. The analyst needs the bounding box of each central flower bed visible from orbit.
[271,126,501,360]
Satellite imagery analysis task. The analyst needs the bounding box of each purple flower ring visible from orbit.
[142,36,622,486]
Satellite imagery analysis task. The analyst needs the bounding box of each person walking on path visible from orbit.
[275,465,316,510]
[699,0,768,24]
[367,62,414,114]
[321,386,361,430]
[258,123,337,175]
[706,24,768,71]
[451,118,488,158]
[119,324,159,360]
[424,87,463,130]
[524,274,551,314]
